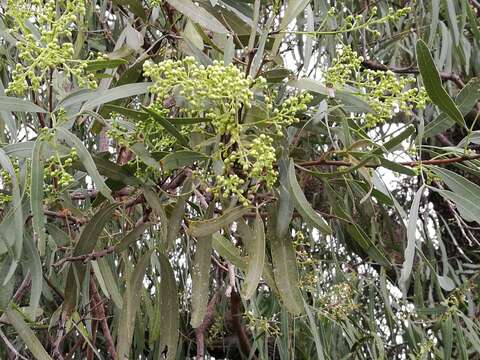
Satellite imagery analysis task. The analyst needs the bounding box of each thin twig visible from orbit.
[298,153,480,168]
[194,291,221,360]
[54,246,115,267]
[89,275,117,359]
[361,59,465,88]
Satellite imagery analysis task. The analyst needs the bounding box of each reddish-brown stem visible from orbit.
[89,275,117,359]
[194,290,221,359]
[230,292,257,360]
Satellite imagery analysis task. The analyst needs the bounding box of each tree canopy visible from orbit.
[1,0,480,359]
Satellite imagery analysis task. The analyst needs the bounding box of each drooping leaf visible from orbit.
[241,212,265,300]
[63,203,118,314]
[416,40,465,127]
[157,253,179,360]
[96,257,124,309]
[189,206,249,237]
[167,0,229,34]
[268,205,304,315]
[30,138,46,255]
[0,148,23,284]
[117,249,153,359]
[5,305,53,360]
[399,185,424,294]
[287,160,331,235]
[142,106,190,148]
[79,82,152,111]
[23,234,42,321]
[56,128,113,201]
[0,96,46,113]
[431,167,480,223]
[212,232,247,269]
[160,150,207,172]
[114,222,150,253]
[190,234,212,328]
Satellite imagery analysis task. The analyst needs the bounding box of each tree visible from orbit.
[0,0,479,358]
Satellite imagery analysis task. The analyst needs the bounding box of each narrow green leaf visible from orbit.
[456,77,480,114]
[79,82,152,111]
[5,305,52,360]
[0,96,46,113]
[160,150,207,172]
[97,257,124,309]
[416,40,465,127]
[166,178,192,248]
[441,314,453,360]
[0,149,23,283]
[157,253,179,360]
[31,139,46,255]
[117,250,153,359]
[287,161,331,234]
[424,77,480,139]
[431,167,480,223]
[212,233,247,269]
[23,234,42,321]
[190,234,212,328]
[64,204,117,314]
[437,275,456,291]
[242,212,265,300]
[269,205,304,315]
[131,143,160,169]
[167,0,228,34]
[114,222,150,253]
[189,206,249,237]
[56,128,113,201]
[399,185,424,294]
[142,106,190,148]
[85,58,128,72]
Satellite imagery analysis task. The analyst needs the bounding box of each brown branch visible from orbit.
[299,153,480,168]
[54,246,115,268]
[12,272,32,304]
[44,210,87,225]
[194,290,221,360]
[230,291,257,360]
[89,275,117,359]
[361,60,465,88]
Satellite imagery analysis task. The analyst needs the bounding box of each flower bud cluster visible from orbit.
[0,166,16,205]
[245,311,280,336]
[139,58,312,205]
[44,148,78,198]
[5,0,96,95]
[317,283,358,320]
[325,5,411,36]
[325,45,427,126]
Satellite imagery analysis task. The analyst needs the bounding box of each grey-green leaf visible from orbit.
[190,234,212,328]
[117,250,153,359]
[287,161,331,234]
[56,128,113,201]
[160,150,207,172]
[189,206,249,238]
[242,212,265,300]
[5,305,53,360]
[31,138,46,256]
[158,253,180,360]
[167,0,228,34]
[0,96,46,113]
[416,39,465,127]
[399,185,424,294]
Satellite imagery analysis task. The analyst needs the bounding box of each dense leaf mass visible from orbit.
[0,0,480,359]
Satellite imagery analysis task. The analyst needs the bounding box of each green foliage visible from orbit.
[1,0,480,359]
